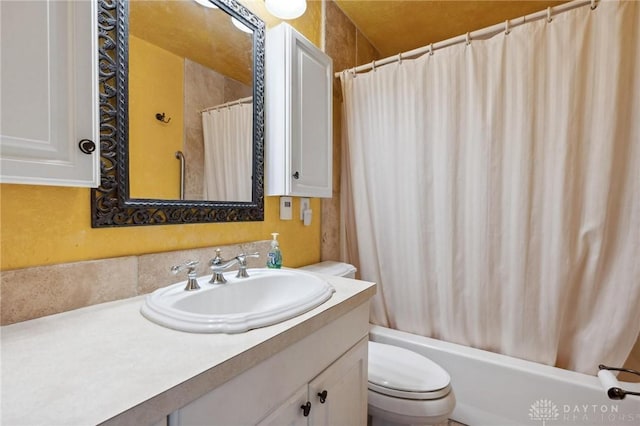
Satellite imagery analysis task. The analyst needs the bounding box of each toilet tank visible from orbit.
[299,261,357,279]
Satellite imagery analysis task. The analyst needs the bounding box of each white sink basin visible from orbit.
[140,268,335,333]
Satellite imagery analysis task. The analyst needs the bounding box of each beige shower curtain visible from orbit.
[202,102,253,201]
[340,0,640,374]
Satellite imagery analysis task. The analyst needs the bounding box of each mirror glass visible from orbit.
[91,0,264,227]
[129,0,253,202]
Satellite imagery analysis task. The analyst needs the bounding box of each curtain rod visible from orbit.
[201,96,253,113]
[335,0,596,78]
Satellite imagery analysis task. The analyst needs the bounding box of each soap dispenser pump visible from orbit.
[267,232,283,269]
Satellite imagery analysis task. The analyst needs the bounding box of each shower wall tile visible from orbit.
[224,78,253,103]
[322,0,380,262]
[321,190,342,261]
[0,257,137,325]
[0,241,271,326]
[184,59,225,131]
[184,59,224,201]
[184,126,205,200]
[326,0,356,101]
[183,60,252,201]
[356,30,380,68]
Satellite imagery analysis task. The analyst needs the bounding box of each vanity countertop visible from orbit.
[0,273,375,426]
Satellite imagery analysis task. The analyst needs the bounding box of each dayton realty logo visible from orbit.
[529,399,560,426]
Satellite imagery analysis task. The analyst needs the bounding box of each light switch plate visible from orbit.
[280,197,293,220]
[300,198,310,220]
[303,209,312,226]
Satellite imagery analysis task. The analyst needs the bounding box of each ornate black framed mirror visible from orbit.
[92,0,265,227]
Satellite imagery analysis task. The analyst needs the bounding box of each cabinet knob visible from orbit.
[292,171,300,179]
[78,139,96,155]
[317,390,328,403]
[300,401,311,417]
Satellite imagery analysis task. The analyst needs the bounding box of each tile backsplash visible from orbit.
[1,240,271,326]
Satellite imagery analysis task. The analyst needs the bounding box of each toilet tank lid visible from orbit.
[299,261,357,277]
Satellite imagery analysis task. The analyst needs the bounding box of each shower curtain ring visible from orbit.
[466,32,471,45]
[547,7,553,23]
[591,0,598,10]
[372,60,377,72]
[505,20,511,35]
[397,53,402,65]
[429,43,434,56]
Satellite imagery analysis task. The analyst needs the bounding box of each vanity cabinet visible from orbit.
[0,0,99,187]
[258,339,367,426]
[265,23,333,198]
[169,302,369,426]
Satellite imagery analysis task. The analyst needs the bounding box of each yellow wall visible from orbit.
[0,0,323,271]
[129,35,184,199]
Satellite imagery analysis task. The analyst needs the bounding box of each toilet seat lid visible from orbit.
[368,341,451,395]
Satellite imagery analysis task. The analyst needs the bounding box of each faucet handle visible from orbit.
[170,260,200,291]
[236,252,260,263]
[235,252,260,278]
[171,260,199,275]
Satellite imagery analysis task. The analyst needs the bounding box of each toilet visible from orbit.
[299,261,456,426]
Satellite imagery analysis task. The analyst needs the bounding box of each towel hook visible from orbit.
[547,7,553,23]
[155,112,171,123]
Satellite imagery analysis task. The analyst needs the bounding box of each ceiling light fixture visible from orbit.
[265,0,307,20]
[231,17,252,34]
[193,0,219,9]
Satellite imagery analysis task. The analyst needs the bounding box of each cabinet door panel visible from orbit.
[309,338,368,426]
[265,23,332,198]
[290,34,331,197]
[0,0,99,187]
[257,384,308,426]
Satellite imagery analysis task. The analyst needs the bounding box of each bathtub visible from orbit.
[369,325,640,426]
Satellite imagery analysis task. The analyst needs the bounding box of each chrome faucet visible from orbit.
[209,249,260,283]
[209,249,230,284]
[171,260,200,291]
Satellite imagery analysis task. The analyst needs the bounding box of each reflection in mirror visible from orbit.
[91,0,265,227]
[129,0,253,201]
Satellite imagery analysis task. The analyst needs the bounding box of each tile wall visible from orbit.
[1,240,271,326]
[320,1,381,261]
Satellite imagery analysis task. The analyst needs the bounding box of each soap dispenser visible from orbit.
[267,232,283,269]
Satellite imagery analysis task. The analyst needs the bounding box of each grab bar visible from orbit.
[598,364,640,400]
[175,151,185,200]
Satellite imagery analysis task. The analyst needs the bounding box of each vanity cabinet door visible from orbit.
[0,0,99,187]
[256,384,309,426]
[257,338,368,426]
[309,338,368,426]
[266,23,332,198]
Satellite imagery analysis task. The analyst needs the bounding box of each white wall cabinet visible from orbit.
[169,302,369,426]
[0,0,99,187]
[266,23,332,198]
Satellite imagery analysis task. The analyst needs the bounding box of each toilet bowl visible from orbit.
[299,262,456,426]
[368,340,455,425]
